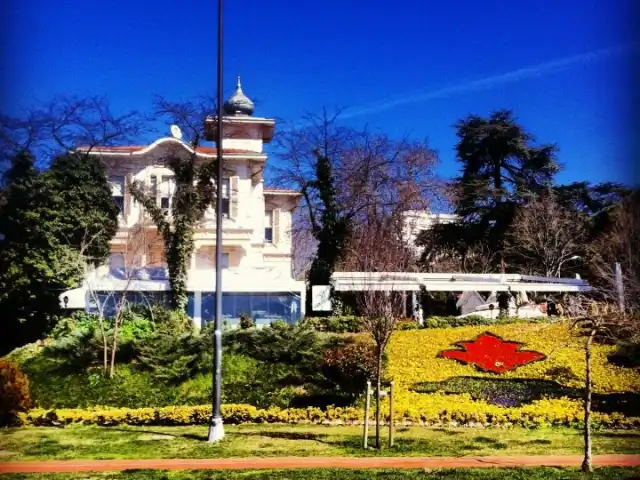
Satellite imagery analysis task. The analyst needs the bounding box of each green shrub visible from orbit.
[0,360,32,425]
[396,319,420,330]
[22,360,172,409]
[321,338,380,398]
[49,311,98,340]
[422,315,547,329]
[301,315,363,333]
[224,322,325,370]
[176,353,307,409]
[136,331,207,385]
[239,313,254,329]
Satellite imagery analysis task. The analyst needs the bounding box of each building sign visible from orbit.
[438,332,546,373]
[311,285,332,312]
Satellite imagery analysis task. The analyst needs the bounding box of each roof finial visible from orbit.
[223,75,255,116]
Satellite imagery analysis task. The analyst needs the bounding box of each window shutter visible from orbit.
[124,173,133,217]
[229,176,239,219]
[273,208,281,245]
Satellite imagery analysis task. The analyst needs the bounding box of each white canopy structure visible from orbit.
[332,272,591,293]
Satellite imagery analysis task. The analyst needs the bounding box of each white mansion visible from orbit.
[61,79,305,327]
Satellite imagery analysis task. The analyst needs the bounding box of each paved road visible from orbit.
[1,455,640,473]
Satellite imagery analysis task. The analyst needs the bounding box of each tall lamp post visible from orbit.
[208,0,225,443]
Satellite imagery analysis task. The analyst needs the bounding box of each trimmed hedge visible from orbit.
[301,315,550,333]
[301,316,363,333]
[422,315,550,329]
[16,400,640,429]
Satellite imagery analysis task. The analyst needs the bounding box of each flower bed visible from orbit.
[16,399,640,429]
[383,322,640,423]
[386,322,640,393]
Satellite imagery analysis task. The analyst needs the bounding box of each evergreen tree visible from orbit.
[553,181,631,239]
[0,152,118,354]
[306,152,351,313]
[307,152,351,287]
[47,153,119,262]
[424,110,559,271]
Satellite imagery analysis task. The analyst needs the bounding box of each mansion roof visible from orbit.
[76,138,259,157]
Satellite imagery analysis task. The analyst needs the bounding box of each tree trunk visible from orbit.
[375,348,382,449]
[109,313,123,379]
[582,328,596,473]
[97,316,108,375]
[103,334,109,375]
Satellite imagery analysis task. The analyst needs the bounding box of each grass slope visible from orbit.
[1,425,639,461]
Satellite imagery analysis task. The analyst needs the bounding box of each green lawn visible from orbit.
[1,424,639,461]
[2,468,640,480]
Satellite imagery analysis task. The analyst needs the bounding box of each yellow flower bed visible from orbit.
[386,322,640,394]
[16,401,640,429]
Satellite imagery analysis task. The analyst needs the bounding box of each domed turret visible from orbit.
[223,76,255,116]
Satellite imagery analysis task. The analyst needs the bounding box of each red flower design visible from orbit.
[438,332,546,373]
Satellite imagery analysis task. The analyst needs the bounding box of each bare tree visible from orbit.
[424,242,496,274]
[506,194,588,277]
[0,95,146,180]
[151,95,216,143]
[559,298,640,473]
[341,215,414,449]
[274,110,442,287]
[587,190,640,309]
[73,226,158,377]
[291,208,318,280]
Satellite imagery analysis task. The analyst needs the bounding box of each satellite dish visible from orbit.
[170,125,183,140]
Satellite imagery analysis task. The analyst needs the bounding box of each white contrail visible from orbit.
[341,42,640,119]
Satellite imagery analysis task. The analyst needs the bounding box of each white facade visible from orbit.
[402,210,458,251]
[61,87,305,328]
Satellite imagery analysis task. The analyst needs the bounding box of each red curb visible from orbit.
[1,455,639,474]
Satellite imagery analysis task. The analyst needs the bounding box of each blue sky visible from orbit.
[4,0,639,186]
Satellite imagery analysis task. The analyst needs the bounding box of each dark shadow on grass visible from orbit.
[598,432,640,439]
[108,427,208,442]
[232,431,329,442]
[472,436,508,449]
[23,438,64,456]
[432,428,464,435]
[521,439,553,445]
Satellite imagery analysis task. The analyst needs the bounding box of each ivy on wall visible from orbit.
[130,147,220,311]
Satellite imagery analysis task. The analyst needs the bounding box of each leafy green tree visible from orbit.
[0,151,118,354]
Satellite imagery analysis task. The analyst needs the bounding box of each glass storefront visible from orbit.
[91,291,301,326]
[201,292,302,326]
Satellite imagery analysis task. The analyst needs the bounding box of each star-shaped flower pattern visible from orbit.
[438,332,546,373]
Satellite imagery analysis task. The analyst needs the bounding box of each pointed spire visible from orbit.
[223,75,255,116]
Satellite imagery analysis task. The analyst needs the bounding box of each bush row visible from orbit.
[15,397,640,429]
[301,315,550,333]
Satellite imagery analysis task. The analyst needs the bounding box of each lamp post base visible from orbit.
[207,416,225,443]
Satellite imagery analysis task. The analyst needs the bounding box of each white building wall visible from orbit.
[402,210,459,251]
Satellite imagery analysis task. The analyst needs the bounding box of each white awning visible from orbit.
[61,267,305,309]
[59,287,88,309]
[331,272,592,293]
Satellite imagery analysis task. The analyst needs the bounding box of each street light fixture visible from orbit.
[208,0,225,443]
